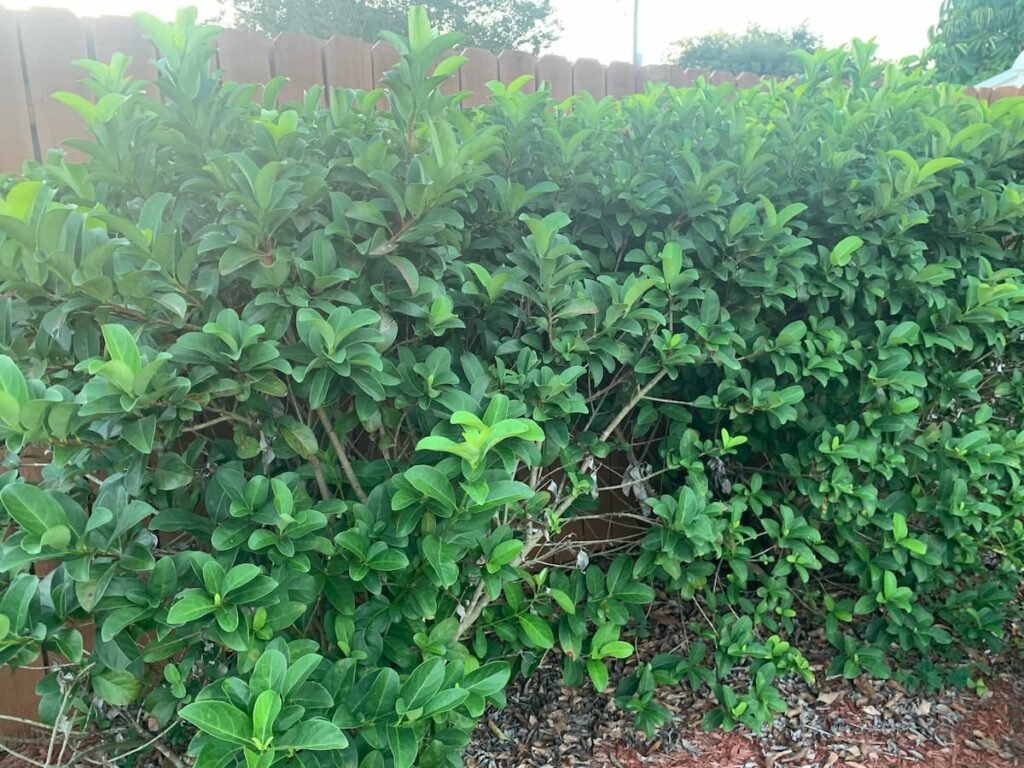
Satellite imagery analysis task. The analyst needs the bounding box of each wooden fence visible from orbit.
[0,6,740,174]
[2,7,1024,174]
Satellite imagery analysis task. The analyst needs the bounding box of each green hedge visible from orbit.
[2,8,1024,766]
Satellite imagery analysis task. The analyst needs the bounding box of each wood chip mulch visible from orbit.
[466,598,1024,768]
[466,662,1024,768]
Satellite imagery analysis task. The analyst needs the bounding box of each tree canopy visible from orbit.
[672,23,820,77]
[925,0,1024,83]
[226,0,561,53]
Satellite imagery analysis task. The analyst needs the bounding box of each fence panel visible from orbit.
[325,36,373,94]
[217,27,272,84]
[536,54,571,100]
[498,50,537,92]
[88,15,157,81]
[572,58,606,98]
[638,63,667,91]
[273,31,325,104]
[17,8,89,160]
[371,40,400,107]
[607,61,638,97]
[460,47,498,106]
[0,9,35,172]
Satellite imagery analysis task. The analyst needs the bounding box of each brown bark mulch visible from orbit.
[465,647,1024,768]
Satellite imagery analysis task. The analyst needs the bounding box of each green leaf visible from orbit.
[829,235,864,267]
[518,615,554,649]
[251,648,288,694]
[422,535,459,587]
[280,417,319,458]
[462,662,510,697]
[917,156,961,181]
[0,574,37,631]
[598,641,634,660]
[548,588,575,615]
[123,416,157,454]
[399,657,445,712]
[404,465,457,513]
[0,485,67,538]
[367,548,410,572]
[180,700,254,747]
[386,725,418,768]
[275,718,348,751]
[586,659,609,692]
[152,453,194,491]
[39,525,71,551]
[101,324,142,374]
[420,687,470,717]
[407,4,432,53]
[167,591,216,624]
[488,539,524,571]
[0,355,28,406]
[892,513,908,541]
[92,669,142,706]
[901,537,928,555]
[100,606,150,642]
[222,563,262,596]
[252,689,281,745]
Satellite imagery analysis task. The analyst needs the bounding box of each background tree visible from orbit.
[224,0,561,53]
[925,0,1024,83]
[672,22,820,77]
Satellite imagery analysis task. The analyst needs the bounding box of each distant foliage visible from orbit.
[227,0,560,53]
[926,0,1024,83]
[2,7,1024,768]
[672,22,820,76]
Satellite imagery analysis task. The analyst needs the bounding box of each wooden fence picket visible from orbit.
[272,31,325,104]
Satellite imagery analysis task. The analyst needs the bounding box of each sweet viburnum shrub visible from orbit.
[1,7,1024,765]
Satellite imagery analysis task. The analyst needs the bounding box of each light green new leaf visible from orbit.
[829,235,863,267]
[101,324,142,374]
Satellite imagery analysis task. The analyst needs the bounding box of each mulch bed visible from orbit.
[466,598,1024,768]
[466,662,1024,768]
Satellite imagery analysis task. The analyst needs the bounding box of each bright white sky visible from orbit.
[5,0,943,63]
